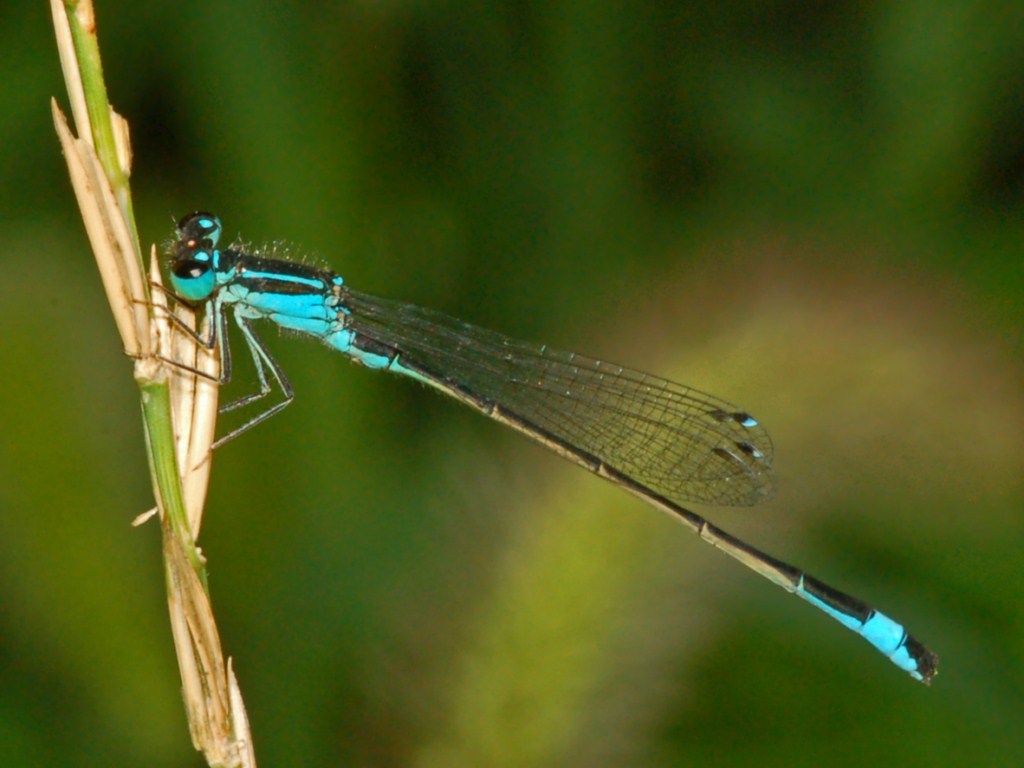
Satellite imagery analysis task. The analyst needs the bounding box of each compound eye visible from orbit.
[173,258,212,280]
[177,211,223,247]
[169,249,217,301]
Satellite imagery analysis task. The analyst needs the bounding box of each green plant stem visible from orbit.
[64,0,140,253]
[141,382,208,582]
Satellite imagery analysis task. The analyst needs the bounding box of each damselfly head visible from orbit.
[169,212,223,302]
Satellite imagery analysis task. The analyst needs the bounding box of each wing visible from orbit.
[343,289,775,507]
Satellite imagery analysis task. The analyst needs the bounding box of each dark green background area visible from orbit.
[2,2,1022,766]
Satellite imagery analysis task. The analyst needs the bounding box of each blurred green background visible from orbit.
[2,1,1023,766]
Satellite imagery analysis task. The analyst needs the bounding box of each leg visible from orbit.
[211,312,295,448]
[144,295,231,385]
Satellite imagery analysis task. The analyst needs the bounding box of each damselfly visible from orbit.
[166,212,937,683]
